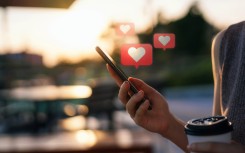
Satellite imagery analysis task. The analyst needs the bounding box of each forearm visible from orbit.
[160,114,188,152]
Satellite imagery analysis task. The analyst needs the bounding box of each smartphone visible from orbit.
[95,46,152,110]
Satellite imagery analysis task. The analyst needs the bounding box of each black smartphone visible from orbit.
[95,46,152,110]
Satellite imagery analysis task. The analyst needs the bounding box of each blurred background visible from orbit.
[0,0,244,152]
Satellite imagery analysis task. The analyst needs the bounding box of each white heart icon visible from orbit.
[120,25,131,34]
[128,47,145,62]
[158,36,170,46]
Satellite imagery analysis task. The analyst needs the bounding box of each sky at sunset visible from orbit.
[0,0,245,67]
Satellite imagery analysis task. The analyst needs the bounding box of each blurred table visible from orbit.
[0,129,153,153]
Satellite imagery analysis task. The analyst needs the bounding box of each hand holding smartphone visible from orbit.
[95,46,152,110]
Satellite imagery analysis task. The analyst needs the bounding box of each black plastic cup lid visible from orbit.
[185,116,233,136]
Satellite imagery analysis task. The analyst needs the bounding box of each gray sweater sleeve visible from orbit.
[219,21,245,145]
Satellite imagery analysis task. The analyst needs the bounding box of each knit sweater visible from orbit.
[219,21,245,144]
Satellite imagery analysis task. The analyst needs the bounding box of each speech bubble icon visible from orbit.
[121,44,152,69]
[116,23,135,36]
[154,33,175,51]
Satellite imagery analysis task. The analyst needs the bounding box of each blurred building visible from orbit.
[0,52,45,89]
[0,52,43,66]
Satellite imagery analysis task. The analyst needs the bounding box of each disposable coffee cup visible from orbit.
[185,116,233,146]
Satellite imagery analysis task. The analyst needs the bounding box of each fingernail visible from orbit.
[138,90,144,95]
[122,81,128,86]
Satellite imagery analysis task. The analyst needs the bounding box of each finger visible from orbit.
[106,64,123,87]
[128,77,165,108]
[129,77,158,99]
[118,81,130,105]
[134,99,150,124]
[126,90,145,118]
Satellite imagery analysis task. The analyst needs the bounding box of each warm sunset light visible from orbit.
[0,0,245,67]
[64,104,77,116]
[1,1,245,152]
[59,116,86,131]
[64,104,89,116]
[40,2,111,66]
[75,130,97,148]
[6,85,92,100]
[77,104,89,115]
[115,129,133,148]
[59,85,92,99]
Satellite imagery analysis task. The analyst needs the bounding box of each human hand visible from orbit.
[107,64,171,133]
[187,141,245,153]
[106,64,186,134]
[107,64,188,151]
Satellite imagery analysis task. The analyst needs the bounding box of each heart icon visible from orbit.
[128,47,145,62]
[158,36,170,46]
[120,25,131,34]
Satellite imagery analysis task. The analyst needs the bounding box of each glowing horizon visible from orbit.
[0,0,245,67]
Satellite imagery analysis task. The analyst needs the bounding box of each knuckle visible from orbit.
[134,116,143,126]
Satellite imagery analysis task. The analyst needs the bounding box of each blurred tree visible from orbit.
[138,3,217,56]
[135,3,218,86]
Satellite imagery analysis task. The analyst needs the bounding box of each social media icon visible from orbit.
[116,23,135,35]
[121,44,152,68]
[154,33,175,50]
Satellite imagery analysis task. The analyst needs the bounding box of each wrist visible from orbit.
[160,114,188,152]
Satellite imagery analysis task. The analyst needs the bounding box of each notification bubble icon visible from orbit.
[154,33,175,50]
[121,44,152,68]
[116,23,135,36]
